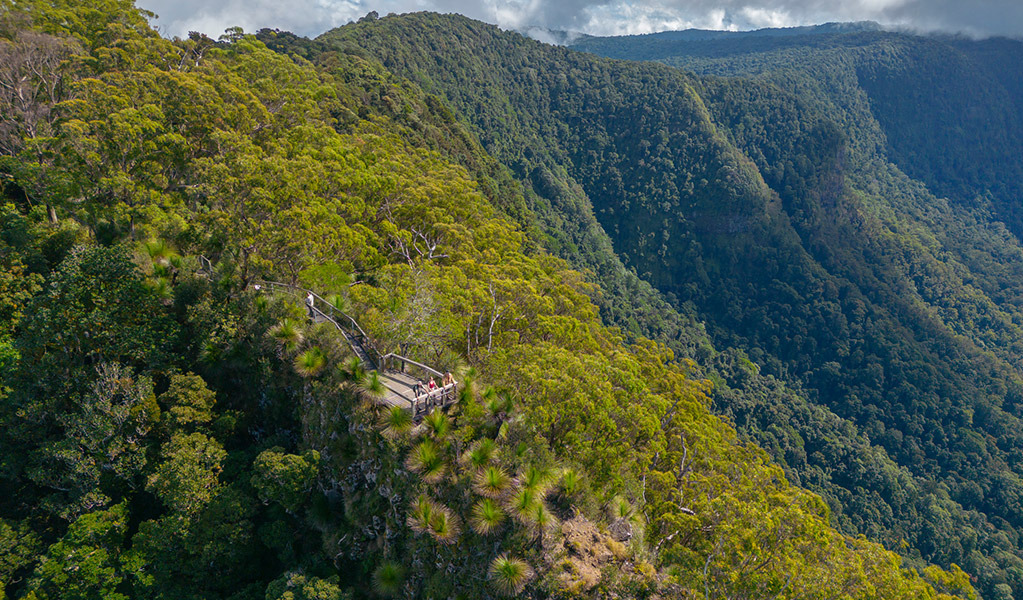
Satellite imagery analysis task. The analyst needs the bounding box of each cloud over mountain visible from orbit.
[138,0,1022,44]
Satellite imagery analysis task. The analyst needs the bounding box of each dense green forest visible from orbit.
[318,15,1023,600]
[0,1,983,599]
[568,26,1023,600]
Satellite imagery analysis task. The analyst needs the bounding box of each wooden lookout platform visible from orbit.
[251,274,458,419]
[376,357,458,418]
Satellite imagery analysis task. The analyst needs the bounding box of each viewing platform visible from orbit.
[247,271,457,419]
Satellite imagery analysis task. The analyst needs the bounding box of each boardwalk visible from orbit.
[376,354,458,419]
[253,275,457,419]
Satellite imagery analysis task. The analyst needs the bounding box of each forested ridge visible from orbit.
[0,1,1006,598]
[567,27,1023,600]
[321,14,1023,600]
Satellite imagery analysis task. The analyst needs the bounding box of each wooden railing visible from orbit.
[198,256,457,419]
[254,278,381,369]
[410,382,459,419]
[380,353,444,379]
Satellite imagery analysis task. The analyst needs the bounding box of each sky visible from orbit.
[135,0,1023,41]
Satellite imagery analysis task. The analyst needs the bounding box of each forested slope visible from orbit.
[322,14,1023,599]
[573,27,1023,237]
[0,1,974,599]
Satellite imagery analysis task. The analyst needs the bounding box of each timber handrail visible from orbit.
[197,256,458,419]
[253,278,381,367]
[379,353,444,379]
[410,382,458,419]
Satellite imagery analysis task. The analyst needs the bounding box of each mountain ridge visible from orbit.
[0,1,1012,597]
[321,13,1023,598]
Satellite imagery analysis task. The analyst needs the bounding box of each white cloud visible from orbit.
[739,6,794,28]
[136,0,1023,40]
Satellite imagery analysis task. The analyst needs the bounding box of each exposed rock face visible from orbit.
[558,515,611,592]
[608,517,633,542]
[554,514,634,593]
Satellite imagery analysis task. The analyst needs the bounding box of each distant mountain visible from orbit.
[325,14,1023,599]
[571,27,1023,239]
[527,22,884,47]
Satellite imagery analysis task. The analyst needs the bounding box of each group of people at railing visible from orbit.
[249,274,456,418]
[410,372,457,416]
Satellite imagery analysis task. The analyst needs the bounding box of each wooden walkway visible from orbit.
[198,256,457,418]
[377,369,458,418]
[242,269,456,419]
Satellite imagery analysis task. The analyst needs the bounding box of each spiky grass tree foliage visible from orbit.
[294,346,327,377]
[422,409,450,440]
[488,554,534,596]
[485,389,514,420]
[408,495,436,534]
[525,500,557,536]
[461,438,497,471]
[470,498,505,535]
[364,370,386,397]
[560,468,581,496]
[152,261,173,279]
[381,406,413,441]
[143,239,175,263]
[408,495,461,544]
[428,506,461,544]
[609,495,633,520]
[326,293,346,312]
[406,439,446,482]
[473,466,511,498]
[372,561,404,597]
[271,318,305,352]
[507,487,539,524]
[148,276,172,300]
[519,465,555,496]
[339,356,365,383]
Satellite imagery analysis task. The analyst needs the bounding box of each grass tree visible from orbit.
[363,370,386,397]
[507,486,539,525]
[338,356,365,383]
[560,468,581,497]
[406,439,446,483]
[142,239,177,265]
[371,561,404,597]
[148,276,172,301]
[484,388,514,421]
[460,438,497,472]
[293,346,327,378]
[525,500,557,538]
[519,465,556,497]
[473,466,511,498]
[421,409,451,440]
[488,554,534,596]
[470,498,505,535]
[270,318,305,353]
[380,406,414,442]
[609,494,634,520]
[407,495,436,534]
[507,483,558,538]
[427,504,461,544]
[407,495,460,544]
